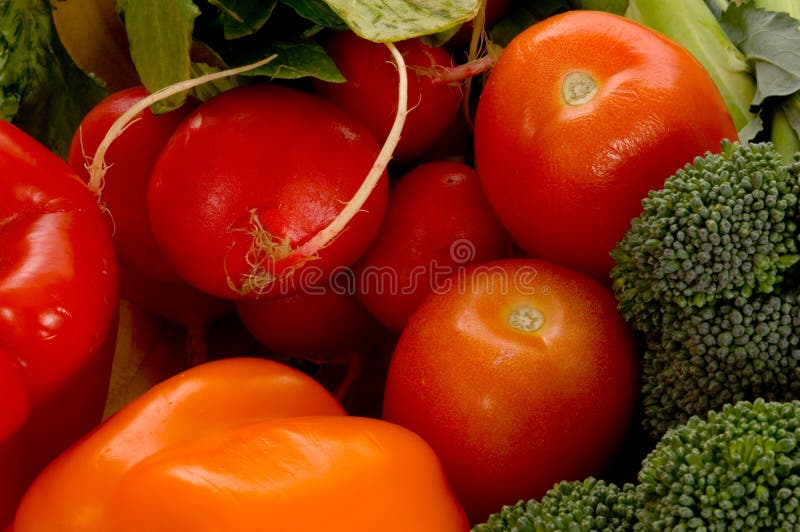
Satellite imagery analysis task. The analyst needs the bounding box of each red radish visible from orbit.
[147,84,390,299]
[236,288,380,400]
[355,161,510,332]
[67,86,195,282]
[313,32,462,163]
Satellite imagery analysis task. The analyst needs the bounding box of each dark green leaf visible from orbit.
[209,0,278,39]
[704,0,729,20]
[0,0,107,158]
[320,0,480,42]
[117,0,201,112]
[571,0,628,15]
[230,39,344,81]
[490,0,569,47]
[721,2,800,105]
[420,24,462,47]
[280,0,347,29]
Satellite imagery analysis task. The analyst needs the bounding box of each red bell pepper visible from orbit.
[0,121,119,525]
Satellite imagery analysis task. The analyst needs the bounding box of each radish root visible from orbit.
[228,42,409,296]
[85,54,278,196]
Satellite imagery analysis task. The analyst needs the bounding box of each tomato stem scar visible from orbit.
[508,305,544,332]
[562,71,597,106]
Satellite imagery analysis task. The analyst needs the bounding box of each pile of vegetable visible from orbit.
[3,0,800,530]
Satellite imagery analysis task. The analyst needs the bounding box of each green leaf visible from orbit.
[0,0,107,158]
[420,24,462,47]
[490,0,569,47]
[189,62,242,102]
[230,39,344,81]
[280,0,347,29]
[721,2,800,105]
[572,0,629,15]
[319,0,480,42]
[117,0,201,112]
[209,0,278,39]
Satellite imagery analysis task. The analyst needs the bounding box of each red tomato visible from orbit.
[355,161,509,332]
[148,84,388,299]
[313,32,462,163]
[67,86,195,282]
[382,259,639,523]
[474,11,737,281]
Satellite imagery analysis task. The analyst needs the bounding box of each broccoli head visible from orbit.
[610,141,800,436]
[636,398,800,530]
[471,478,638,532]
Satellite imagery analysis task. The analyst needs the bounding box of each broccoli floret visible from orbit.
[636,399,800,530]
[471,478,639,532]
[610,141,800,436]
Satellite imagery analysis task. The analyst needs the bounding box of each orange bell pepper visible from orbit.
[12,357,468,531]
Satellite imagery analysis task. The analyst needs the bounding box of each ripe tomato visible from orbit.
[148,84,388,299]
[355,161,509,332]
[382,259,639,523]
[474,10,737,281]
[313,32,462,163]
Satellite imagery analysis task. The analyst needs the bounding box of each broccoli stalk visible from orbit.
[624,0,758,136]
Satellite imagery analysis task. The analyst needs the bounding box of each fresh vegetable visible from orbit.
[636,398,800,529]
[382,259,639,523]
[67,86,194,282]
[474,9,737,281]
[624,0,758,135]
[355,161,510,332]
[52,0,140,93]
[474,398,800,530]
[472,478,639,532]
[0,121,118,525]
[0,0,107,157]
[312,32,462,163]
[611,141,800,437]
[236,288,380,399]
[147,83,389,299]
[13,358,469,531]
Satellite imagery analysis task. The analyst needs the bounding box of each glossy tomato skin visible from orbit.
[313,32,462,163]
[67,86,194,282]
[355,161,510,332]
[0,121,119,526]
[474,11,738,281]
[148,84,389,300]
[382,259,639,523]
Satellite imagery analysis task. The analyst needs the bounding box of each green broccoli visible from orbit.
[636,398,800,530]
[610,140,800,436]
[471,478,639,532]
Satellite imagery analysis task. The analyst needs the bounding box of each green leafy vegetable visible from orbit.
[209,0,278,39]
[0,0,107,158]
[320,0,480,42]
[280,0,347,30]
[721,2,800,105]
[490,0,570,47]
[117,0,200,112]
[229,39,345,81]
